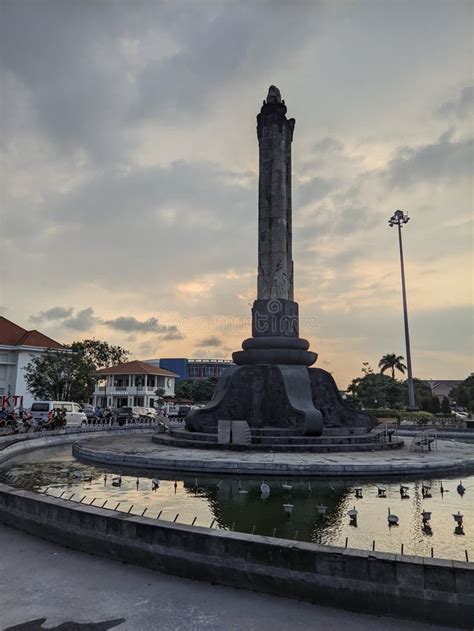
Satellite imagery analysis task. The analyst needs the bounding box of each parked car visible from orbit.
[163,404,179,418]
[115,406,158,425]
[177,405,191,419]
[30,401,87,428]
[115,407,140,425]
[79,403,96,423]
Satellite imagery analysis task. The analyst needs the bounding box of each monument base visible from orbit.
[185,365,373,436]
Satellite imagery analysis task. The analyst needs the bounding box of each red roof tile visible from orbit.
[0,316,64,349]
[96,360,178,377]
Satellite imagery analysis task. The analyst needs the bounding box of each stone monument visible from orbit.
[186,86,373,436]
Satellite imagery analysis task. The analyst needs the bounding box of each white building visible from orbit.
[0,316,65,409]
[93,360,177,409]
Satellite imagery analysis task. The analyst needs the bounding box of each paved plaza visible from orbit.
[75,434,474,476]
[0,523,456,631]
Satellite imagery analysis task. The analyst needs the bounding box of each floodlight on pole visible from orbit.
[389,210,417,409]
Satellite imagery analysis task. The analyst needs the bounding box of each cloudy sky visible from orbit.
[1,0,472,387]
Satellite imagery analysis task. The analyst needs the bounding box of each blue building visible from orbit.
[150,358,233,382]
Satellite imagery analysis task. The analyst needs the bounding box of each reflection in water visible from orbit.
[1,444,473,562]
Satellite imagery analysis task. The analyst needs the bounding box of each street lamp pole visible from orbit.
[389,210,416,410]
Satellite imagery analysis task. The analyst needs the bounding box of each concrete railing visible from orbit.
[0,483,471,628]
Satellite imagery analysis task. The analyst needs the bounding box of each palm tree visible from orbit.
[378,353,407,380]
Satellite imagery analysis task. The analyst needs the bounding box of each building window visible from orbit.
[189,366,201,378]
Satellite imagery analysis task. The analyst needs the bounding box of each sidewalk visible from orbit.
[0,524,453,631]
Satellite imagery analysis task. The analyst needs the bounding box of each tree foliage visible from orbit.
[347,365,405,408]
[378,353,407,380]
[25,339,131,404]
[403,378,431,410]
[174,378,218,402]
[69,339,130,369]
[24,350,96,402]
[441,396,452,415]
[449,375,474,412]
[154,387,166,404]
[175,380,194,400]
[347,366,432,411]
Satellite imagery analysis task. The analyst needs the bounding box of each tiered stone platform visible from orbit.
[152,426,403,453]
[72,434,474,476]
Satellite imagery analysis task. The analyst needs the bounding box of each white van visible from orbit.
[30,401,87,427]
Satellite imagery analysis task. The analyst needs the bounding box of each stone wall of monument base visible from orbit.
[0,484,472,628]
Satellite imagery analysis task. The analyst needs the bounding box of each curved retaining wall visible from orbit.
[0,425,156,465]
[0,483,472,628]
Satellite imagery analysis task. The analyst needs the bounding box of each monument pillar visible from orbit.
[256,85,294,302]
[185,86,373,437]
[233,86,316,367]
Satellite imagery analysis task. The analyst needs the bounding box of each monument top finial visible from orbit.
[266,85,282,103]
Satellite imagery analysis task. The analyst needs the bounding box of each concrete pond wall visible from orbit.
[0,483,472,628]
[0,425,156,463]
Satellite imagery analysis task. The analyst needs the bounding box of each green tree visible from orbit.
[450,375,474,413]
[192,377,218,403]
[24,350,96,402]
[441,396,452,415]
[154,387,166,405]
[378,353,407,380]
[402,378,431,410]
[175,380,194,401]
[347,368,404,409]
[431,396,441,414]
[69,339,130,369]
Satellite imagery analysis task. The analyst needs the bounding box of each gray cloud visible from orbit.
[0,0,320,160]
[195,335,222,348]
[294,177,335,208]
[63,307,97,331]
[312,137,344,154]
[103,316,184,340]
[132,2,321,122]
[30,306,73,323]
[159,327,185,341]
[103,316,151,333]
[437,85,474,120]
[387,130,473,187]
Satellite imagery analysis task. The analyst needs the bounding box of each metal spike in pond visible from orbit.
[283,504,294,517]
